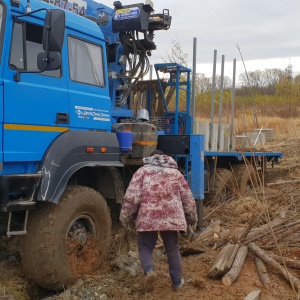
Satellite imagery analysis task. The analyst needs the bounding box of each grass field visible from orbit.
[192,92,300,137]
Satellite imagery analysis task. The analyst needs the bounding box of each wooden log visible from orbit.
[243,219,300,245]
[215,228,237,249]
[245,218,283,240]
[248,243,300,292]
[208,243,232,278]
[222,245,248,286]
[262,224,300,245]
[254,256,271,285]
[269,253,300,270]
[222,244,240,274]
[244,290,261,300]
[213,244,239,278]
[215,239,228,249]
[238,215,255,242]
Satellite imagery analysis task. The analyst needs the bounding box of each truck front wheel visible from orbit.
[20,185,111,291]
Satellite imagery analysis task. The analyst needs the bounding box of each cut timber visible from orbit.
[222,245,248,286]
[243,219,300,245]
[244,218,283,241]
[269,254,300,270]
[212,244,240,278]
[244,290,261,300]
[220,244,240,276]
[248,243,300,292]
[208,243,232,278]
[255,256,271,285]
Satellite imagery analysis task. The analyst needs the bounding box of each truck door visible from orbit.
[3,19,69,163]
[67,35,112,131]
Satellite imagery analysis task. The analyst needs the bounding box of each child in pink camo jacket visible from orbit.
[120,150,198,292]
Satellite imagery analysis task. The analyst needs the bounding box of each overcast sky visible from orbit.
[100,0,300,81]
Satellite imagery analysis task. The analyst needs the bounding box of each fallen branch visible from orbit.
[222,245,248,286]
[262,224,300,245]
[248,243,300,292]
[216,226,248,249]
[267,179,300,186]
[254,256,271,285]
[269,253,300,271]
[238,215,255,242]
[243,220,300,245]
[244,218,283,240]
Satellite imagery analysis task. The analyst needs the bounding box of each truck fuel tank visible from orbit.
[113,122,157,158]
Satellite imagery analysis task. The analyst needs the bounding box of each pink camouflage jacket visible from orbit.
[120,154,198,232]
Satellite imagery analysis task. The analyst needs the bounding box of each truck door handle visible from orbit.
[56,112,69,124]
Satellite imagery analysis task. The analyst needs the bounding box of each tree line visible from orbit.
[163,38,300,98]
[195,64,300,98]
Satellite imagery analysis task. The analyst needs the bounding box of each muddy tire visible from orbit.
[233,164,258,193]
[20,185,111,291]
[210,169,236,205]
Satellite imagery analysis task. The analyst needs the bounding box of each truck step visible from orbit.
[6,200,36,211]
[6,210,29,236]
[0,174,41,212]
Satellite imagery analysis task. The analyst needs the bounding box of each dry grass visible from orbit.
[203,118,300,257]
[240,116,300,139]
[0,261,30,300]
[196,115,300,141]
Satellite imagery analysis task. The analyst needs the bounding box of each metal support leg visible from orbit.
[196,200,203,229]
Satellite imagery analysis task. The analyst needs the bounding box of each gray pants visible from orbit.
[138,231,182,286]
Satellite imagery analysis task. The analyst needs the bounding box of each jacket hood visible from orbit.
[143,154,178,169]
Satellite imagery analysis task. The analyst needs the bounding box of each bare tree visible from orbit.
[263,68,285,94]
[164,36,189,67]
[215,75,232,90]
[239,68,286,95]
[197,73,211,93]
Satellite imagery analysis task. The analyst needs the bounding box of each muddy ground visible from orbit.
[1,135,300,300]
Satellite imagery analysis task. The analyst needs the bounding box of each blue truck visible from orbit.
[0,0,281,291]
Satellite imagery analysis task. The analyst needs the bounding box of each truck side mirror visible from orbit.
[43,9,65,53]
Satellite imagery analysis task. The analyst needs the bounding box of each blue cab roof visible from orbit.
[9,0,105,41]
